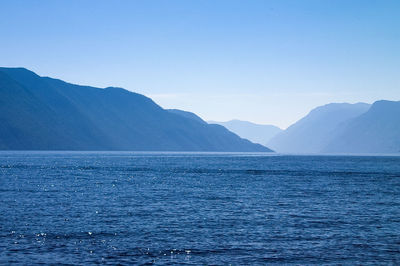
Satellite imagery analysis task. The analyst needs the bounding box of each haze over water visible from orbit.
[1,152,400,264]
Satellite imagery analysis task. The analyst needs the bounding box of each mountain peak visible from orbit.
[0,67,41,81]
[268,102,371,153]
[323,100,400,153]
[369,100,400,112]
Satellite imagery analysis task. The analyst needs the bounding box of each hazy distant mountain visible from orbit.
[0,67,271,151]
[323,100,400,153]
[208,120,282,145]
[267,103,371,153]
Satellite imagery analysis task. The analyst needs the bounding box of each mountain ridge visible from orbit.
[267,102,371,153]
[323,100,400,153]
[0,67,271,152]
[208,119,282,145]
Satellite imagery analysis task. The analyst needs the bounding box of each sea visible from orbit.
[1,151,400,265]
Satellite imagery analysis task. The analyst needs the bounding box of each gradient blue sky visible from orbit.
[1,0,399,128]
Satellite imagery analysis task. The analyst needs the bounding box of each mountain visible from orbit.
[167,109,207,124]
[323,100,400,153]
[267,103,371,153]
[208,120,282,145]
[0,67,271,151]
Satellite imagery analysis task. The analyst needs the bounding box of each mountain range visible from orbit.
[268,101,400,154]
[208,120,282,145]
[0,67,271,152]
[2,67,398,154]
[323,100,400,153]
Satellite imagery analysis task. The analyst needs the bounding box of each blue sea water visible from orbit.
[1,152,400,265]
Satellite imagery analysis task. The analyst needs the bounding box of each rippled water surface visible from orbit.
[1,152,400,265]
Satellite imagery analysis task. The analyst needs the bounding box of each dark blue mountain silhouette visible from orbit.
[0,67,271,151]
[167,109,207,124]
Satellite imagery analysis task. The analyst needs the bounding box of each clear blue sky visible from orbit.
[1,0,399,128]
